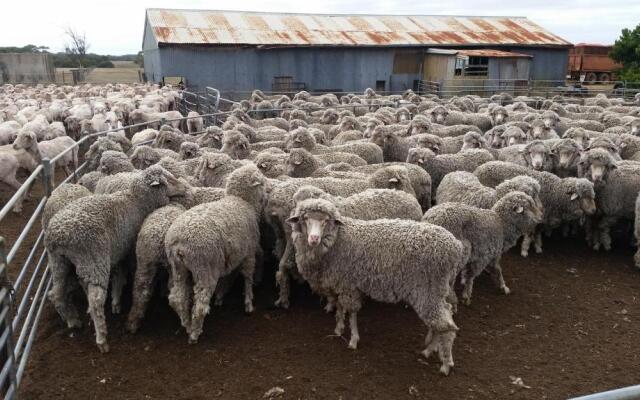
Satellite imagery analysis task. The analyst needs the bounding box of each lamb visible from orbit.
[578,148,640,251]
[287,198,463,375]
[41,183,92,229]
[423,191,543,305]
[45,165,187,352]
[474,161,597,255]
[165,164,268,343]
[436,172,541,211]
[186,111,204,133]
[406,148,494,195]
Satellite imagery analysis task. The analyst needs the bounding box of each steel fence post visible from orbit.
[0,237,18,398]
[42,159,53,196]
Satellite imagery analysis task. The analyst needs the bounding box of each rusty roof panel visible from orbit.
[458,49,533,58]
[146,9,572,48]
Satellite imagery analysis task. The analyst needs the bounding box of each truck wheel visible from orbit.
[585,72,598,83]
[598,73,610,82]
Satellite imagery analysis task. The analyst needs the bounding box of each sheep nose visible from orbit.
[308,234,321,246]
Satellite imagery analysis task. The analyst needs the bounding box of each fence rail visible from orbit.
[0,85,638,399]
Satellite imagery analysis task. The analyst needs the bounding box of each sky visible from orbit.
[1,0,638,55]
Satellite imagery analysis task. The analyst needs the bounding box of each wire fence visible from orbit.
[0,85,638,399]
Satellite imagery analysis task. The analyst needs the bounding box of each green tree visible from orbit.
[610,24,640,70]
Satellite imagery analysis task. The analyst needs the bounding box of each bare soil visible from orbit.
[2,180,639,400]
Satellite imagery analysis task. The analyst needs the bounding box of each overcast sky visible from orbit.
[2,0,638,54]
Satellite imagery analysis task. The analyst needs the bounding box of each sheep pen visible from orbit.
[0,84,639,400]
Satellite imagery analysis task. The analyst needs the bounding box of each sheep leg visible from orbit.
[168,263,192,330]
[520,234,532,258]
[4,174,26,213]
[418,301,457,376]
[534,230,543,254]
[126,261,159,334]
[598,216,616,252]
[274,239,293,309]
[241,257,256,314]
[87,284,109,353]
[213,275,234,306]
[460,267,477,306]
[187,278,216,344]
[110,265,127,315]
[487,259,510,295]
[347,312,360,350]
[334,304,345,336]
[48,256,82,329]
[325,295,336,313]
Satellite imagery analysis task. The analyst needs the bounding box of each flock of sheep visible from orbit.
[2,82,640,376]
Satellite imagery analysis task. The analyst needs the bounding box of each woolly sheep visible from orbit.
[406,148,494,196]
[195,152,248,187]
[129,145,179,170]
[424,191,543,305]
[496,140,554,172]
[45,165,188,352]
[41,183,92,230]
[550,139,582,177]
[287,198,463,375]
[165,164,268,343]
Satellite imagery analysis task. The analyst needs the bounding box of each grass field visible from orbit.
[56,61,142,84]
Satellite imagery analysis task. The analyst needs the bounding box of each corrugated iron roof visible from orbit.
[458,49,533,58]
[145,9,572,48]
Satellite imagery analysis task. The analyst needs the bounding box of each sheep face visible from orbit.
[364,119,382,138]
[141,165,188,201]
[563,128,589,149]
[12,131,37,153]
[198,127,223,149]
[396,108,411,122]
[503,127,527,147]
[529,120,551,140]
[287,199,343,248]
[179,142,200,160]
[408,116,430,135]
[430,106,448,124]
[579,148,617,184]
[552,140,580,170]
[417,135,442,154]
[406,147,435,166]
[491,106,508,126]
[520,141,551,171]
[542,111,560,129]
[287,128,315,151]
[221,131,251,160]
[629,119,640,136]
[461,132,486,150]
[574,179,597,216]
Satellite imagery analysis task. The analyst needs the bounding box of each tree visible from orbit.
[610,24,640,70]
[64,27,90,68]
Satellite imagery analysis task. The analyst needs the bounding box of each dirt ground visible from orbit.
[2,179,639,400]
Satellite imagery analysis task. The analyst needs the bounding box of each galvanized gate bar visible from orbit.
[569,385,640,400]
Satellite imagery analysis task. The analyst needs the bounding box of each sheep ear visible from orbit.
[150,180,160,187]
[286,215,300,225]
[514,205,524,214]
[333,217,344,226]
[619,142,627,148]
[260,163,267,168]
[570,193,579,201]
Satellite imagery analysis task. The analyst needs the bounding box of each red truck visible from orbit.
[568,44,621,83]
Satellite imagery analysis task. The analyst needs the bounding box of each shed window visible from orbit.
[465,56,489,77]
[454,58,465,76]
[376,80,386,92]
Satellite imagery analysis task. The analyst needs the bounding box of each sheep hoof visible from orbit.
[348,340,358,350]
[439,363,453,376]
[188,336,199,345]
[501,286,511,295]
[324,303,335,313]
[126,321,139,334]
[422,348,433,359]
[534,247,543,254]
[520,251,528,258]
[462,297,471,306]
[97,341,110,353]
[67,319,82,329]
[274,298,289,309]
[244,304,254,314]
[213,298,224,307]
[111,304,121,315]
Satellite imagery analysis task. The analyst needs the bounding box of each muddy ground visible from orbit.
[2,180,639,400]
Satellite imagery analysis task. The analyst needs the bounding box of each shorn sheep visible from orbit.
[45,166,187,352]
[287,198,464,375]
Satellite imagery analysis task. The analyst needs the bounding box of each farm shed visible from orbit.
[0,53,55,84]
[141,9,572,97]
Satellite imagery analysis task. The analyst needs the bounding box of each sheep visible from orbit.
[0,152,27,212]
[287,198,463,375]
[490,105,508,126]
[78,150,137,191]
[635,194,640,268]
[221,130,251,160]
[131,128,158,146]
[153,127,185,153]
[12,130,78,180]
[502,126,528,147]
[291,186,423,222]
[578,148,640,251]
[129,145,179,170]
[436,172,541,211]
[254,150,288,178]
[614,134,640,160]
[406,147,494,195]
[370,127,413,162]
[528,119,559,140]
[164,164,267,343]
[551,139,582,177]
[286,148,367,178]
[0,121,20,145]
[474,161,596,255]
[186,111,204,133]
[179,142,202,160]
[496,140,555,172]
[424,191,543,305]
[195,152,247,187]
[197,126,224,149]
[45,165,187,352]
[41,183,92,229]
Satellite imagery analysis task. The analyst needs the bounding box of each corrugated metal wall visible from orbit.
[148,45,421,95]
[509,47,568,81]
